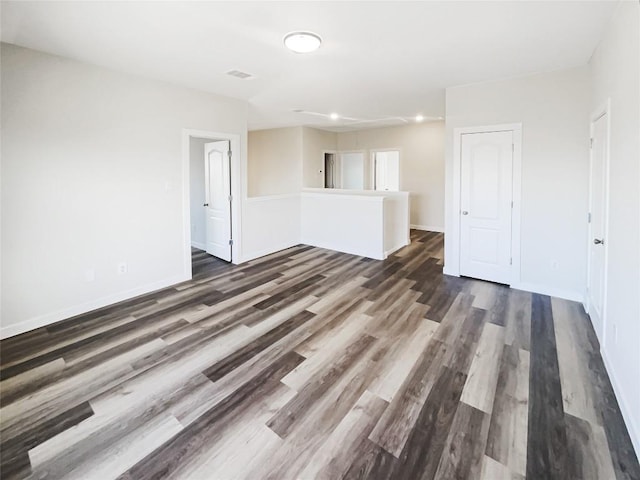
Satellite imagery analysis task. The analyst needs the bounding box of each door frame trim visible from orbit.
[585,99,611,345]
[182,129,242,279]
[448,123,523,286]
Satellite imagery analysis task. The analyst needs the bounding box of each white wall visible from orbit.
[244,126,305,261]
[590,0,640,454]
[241,194,301,263]
[189,137,208,250]
[445,66,591,300]
[302,127,337,188]
[301,191,383,259]
[301,188,409,260]
[336,122,445,231]
[383,192,411,256]
[1,43,248,338]
[247,127,302,196]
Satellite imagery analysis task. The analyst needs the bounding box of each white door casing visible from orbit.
[587,108,609,343]
[204,140,232,262]
[459,131,514,284]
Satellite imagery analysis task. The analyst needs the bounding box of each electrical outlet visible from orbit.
[117,262,128,275]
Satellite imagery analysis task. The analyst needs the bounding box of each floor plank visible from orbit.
[459,322,505,414]
[434,401,491,479]
[526,293,569,480]
[485,344,530,476]
[0,233,637,480]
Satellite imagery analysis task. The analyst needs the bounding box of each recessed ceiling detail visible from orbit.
[0,1,617,130]
[291,110,442,132]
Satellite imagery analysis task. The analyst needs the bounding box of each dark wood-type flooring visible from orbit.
[1,231,638,479]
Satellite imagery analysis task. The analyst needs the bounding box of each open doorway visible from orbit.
[323,152,337,188]
[190,137,232,261]
[183,129,241,278]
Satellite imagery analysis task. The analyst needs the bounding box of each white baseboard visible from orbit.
[443,266,459,277]
[440,268,583,303]
[602,349,640,458]
[510,282,583,302]
[301,238,384,261]
[384,241,410,258]
[411,224,445,233]
[238,242,299,264]
[191,241,206,250]
[0,274,190,339]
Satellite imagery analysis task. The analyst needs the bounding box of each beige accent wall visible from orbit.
[336,122,445,230]
[247,127,303,197]
[302,127,338,188]
[248,123,445,229]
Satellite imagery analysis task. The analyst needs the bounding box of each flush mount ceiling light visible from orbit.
[284,31,322,53]
[330,112,340,120]
[415,114,425,122]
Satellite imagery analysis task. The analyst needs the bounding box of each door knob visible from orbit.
[593,238,604,245]
[462,211,469,216]
[203,203,209,207]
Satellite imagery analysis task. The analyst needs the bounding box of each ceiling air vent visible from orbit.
[226,70,253,79]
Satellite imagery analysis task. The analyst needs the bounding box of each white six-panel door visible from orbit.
[587,112,609,343]
[460,131,514,284]
[204,141,232,262]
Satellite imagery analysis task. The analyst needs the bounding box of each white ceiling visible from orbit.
[1,1,617,131]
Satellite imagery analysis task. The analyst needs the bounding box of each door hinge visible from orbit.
[511,201,514,209]
[227,150,232,158]
[228,194,232,202]
[590,138,594,149]
[228,239,233,246]
[510,257,512,265]
[588,212,592,223]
